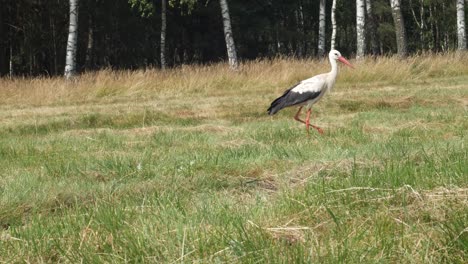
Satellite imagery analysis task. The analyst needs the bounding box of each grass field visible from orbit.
[0,53,467,263]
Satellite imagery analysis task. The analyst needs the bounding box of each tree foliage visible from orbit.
[129,0,155,17]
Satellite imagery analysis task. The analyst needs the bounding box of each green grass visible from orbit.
[0,56,467,263]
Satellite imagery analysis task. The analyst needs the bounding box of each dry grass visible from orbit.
[1,52,467,106]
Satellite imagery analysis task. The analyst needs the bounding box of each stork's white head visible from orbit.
[329,50,354,68]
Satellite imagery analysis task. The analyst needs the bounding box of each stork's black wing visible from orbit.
[267,83,322,115]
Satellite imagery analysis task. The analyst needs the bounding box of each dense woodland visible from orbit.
[0,0,467,77]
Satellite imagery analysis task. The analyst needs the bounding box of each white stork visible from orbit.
[267,50,354,135]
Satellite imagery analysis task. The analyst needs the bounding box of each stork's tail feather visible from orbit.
[267,91,289,115]
[268,84,299,115]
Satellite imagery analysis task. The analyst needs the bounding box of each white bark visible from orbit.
[356,0,366,59]
[457,0,466,50]
[64,0,79,79]
[219,0,238,69]
[295,4,305,57]
[51,17,58,74]
[331,0,337,50]
[9,45,13,78]
[366,0,379,54]
[161,0,167,69]
[85,15,94,69]
[390,0,407,57]
[318,0,326,57]
[409,0,425,49]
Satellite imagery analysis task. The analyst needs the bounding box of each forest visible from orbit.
[0,0,466,77]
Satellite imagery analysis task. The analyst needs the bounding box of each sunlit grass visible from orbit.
[0,53,467,263]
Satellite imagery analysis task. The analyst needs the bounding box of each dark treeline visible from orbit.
[0,0,466,77]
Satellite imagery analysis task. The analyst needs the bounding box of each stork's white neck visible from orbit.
[329,56,338,77]
[326,56,339,90]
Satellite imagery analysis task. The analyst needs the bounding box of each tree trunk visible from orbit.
[365,0,379,55]
[457,0,466,50]
[50,16,58,75]
[419,0,425,50]
[161,0,167,69]
[318,0,326,57]
[9,45,13,78]
[219,0,238,69]
[409,0,425,50]
[0,8,4,75]
[331,0,337,50]
[295,4,305,57]
[64,0,79,79]
[429,4,435,50]
[275,24,281,54]
[85,14,94,70]
[431,4,440,51]
[390,0,407,57]
[356,0,366,59]
[0,10,7,76]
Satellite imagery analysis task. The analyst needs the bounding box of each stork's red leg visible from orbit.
[312,124,324,134]
[307,108,324,135]
[306,109,323,134]
[293,106,305,124]
[295,107,323,135]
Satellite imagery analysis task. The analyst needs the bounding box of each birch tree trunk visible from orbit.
[85,14,94,70]
[356,0,366,59]
[64,0,79,79]
[219,0,238,69]
[51,17,58,75]
[331,0,337,50]
[409,0,426,50]
[161,0,167,69]
[365,0,379,55]
[318,0,326,57]
[390,0,408,57]
[0,9,4,75]
[9,45,13,78]
[457,0,466,50]
[428,4,435,50]
[295,3,305,57]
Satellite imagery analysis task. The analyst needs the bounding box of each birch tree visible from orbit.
[64,0,79,79]
[331,0,337,49]
[457,0,466,50]
[161,0,167,69]
[219,0,238,69]
[318,0,326,57]
[356,0,366,58]
[365,0,379,55]
[129,0,168,68]
[85,2,95,70]
[409,0,425,50]
[390,0,408,57]
[295,3,305,57]
[0,9,3,75]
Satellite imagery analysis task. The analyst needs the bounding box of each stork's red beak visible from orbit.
[338,56,354,68]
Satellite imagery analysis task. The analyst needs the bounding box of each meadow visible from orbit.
[0,53,467,263]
